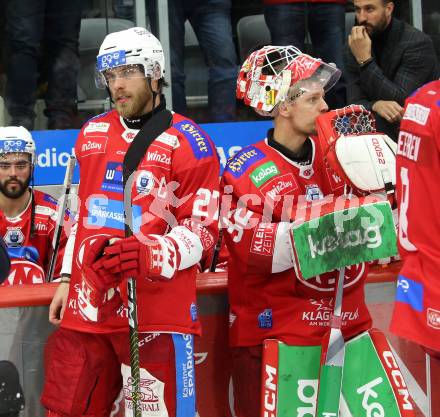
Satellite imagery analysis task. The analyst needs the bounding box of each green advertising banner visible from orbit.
[263,332,405,417]
[291,201,397,279]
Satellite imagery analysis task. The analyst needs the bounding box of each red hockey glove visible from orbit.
[97,235,180,281]
[77,235,123,322]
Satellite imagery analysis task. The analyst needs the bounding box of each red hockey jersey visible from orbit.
[391,80,440,352]
[222,136,372,347]
[0,190,67,285]
[61,109,220,335]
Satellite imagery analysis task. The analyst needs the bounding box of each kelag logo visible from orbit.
[101,161,123,193]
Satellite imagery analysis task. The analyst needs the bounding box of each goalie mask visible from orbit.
[0,126,36,165]
[236,45,341,116]
[95,27,165,88]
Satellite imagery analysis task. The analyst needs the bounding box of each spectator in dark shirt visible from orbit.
[147,0,238,122]
[345,0,439,140]
[4,0,83,130]
[263,0,347,109]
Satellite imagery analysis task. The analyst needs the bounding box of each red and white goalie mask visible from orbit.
[236,45,341,116]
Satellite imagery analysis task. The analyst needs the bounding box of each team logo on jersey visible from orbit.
[136,171,155,195]
[4,228,24,248]
[250,161,280,187]
[174,120,213,159]
[299,263,365,291]
[260,173,298,203]
[297,164,313,179]
[84,121,110,135]
[101,161,124,193]
[403,103,430,126]
[122,128,138,143]
[81,136,108,157]
[427,308,440,329]
[258,309,273,328]
[225,146,266,178]
[396,275,424,312]
[305,184,323,201]
[4,260,45,286]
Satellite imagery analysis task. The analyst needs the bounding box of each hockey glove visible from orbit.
[98,234,181,281]
[77,235,123,322]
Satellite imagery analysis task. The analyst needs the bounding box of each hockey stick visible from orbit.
[209,229,223,272]
[316,266,346,417]
[46,155,76,282]
[122,109,172,417]
[426,353,432,417]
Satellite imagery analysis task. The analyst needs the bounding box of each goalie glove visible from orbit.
[316,105,397,195]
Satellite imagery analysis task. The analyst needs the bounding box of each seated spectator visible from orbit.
[345,0,439,140]
[263,0,347,109]
[147,0,238,122]
[4,1,83,130]
[0,126,68,285]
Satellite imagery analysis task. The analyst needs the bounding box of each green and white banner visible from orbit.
[261,331,413,417]
[291,200,397,279]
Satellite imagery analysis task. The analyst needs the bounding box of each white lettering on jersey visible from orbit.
[397,131,421,162]
[155,132,180,149]
[403,103,430,126]
[84,122,110,135]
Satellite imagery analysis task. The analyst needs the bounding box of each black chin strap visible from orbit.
[147,78,160,116]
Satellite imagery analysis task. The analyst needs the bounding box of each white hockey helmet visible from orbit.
[96,27,165,88]
[0,126,36,165]
[236,45,341,116]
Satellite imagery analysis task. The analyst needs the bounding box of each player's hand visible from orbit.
[372,100,404,123]
[348,26,372,64]
[97,235,179,281]
[49,280,70,325]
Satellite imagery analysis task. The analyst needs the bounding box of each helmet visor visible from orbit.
[286,61,342,102]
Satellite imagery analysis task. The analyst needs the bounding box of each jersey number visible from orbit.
[398,167,417,251]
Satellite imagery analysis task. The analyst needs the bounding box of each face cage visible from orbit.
[246,60,341,117]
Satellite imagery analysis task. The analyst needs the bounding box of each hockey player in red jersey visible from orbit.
[41,27,220,417]
[391,81,440,369]
[0,126,67,285]
[223,46,414,417]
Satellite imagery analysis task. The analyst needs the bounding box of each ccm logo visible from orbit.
[382,351,413,410]
[263,365,277,417]
[371,137,385,164]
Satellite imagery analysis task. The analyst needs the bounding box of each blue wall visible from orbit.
[32,120,272,185]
